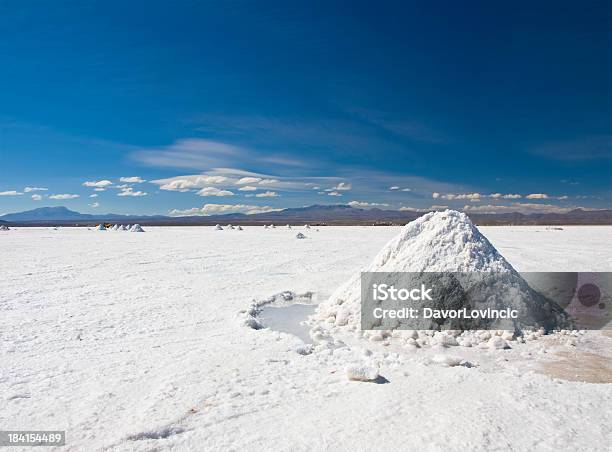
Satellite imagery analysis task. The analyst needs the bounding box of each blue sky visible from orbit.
[0,0,610,216]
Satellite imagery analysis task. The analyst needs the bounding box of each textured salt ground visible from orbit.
[1,225,611,451]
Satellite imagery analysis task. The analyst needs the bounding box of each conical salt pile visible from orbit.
[0,225,10,231]
[237,225,243,231]
[304,224,310,229]
[264,225,269,229]
[215,224,223,230]
[111,224,119,231]
[296,232,306,239]
[315,210,567,335]
[121,225,128,230]
[130,224,145,232]
[95,224,105,231]
[287,224,292,229]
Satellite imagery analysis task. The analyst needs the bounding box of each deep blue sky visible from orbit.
[0,0,610,215]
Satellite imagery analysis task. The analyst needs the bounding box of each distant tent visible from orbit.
[130,224,145,232]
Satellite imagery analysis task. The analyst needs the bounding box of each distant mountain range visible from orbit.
[1,205,612,226]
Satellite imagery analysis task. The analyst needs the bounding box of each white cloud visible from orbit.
[196,187,235,197]
[90,193,98,198]
[24,186,48,192]
[117,188,147,197]
[526,193,549,199]
[120,176,145,183]
[333,182,352,191]
[557,195,569,200]
[463,203,575,214]
[90,202,99,208]
[439,193,482,201]
[94,187,106,192]
[157,176,229,191]
[389,186,400,190]
[236,177,262,185]
[401,188,411,192]
[31,194,42,201]
[432,192,440,199]
[502,194,522,199]
[348,201,389,208]
[49,193,79,200]
[312,186,321,190]
[327,191,342,196]
[83,180,113,188]
[399,205,448,212]
[238,185,258,191]
[259,178,279,185]
[255,191,279,198]
[169,203,281,216]
[0,190,22,196]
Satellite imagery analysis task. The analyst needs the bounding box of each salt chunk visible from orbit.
[346,364,380,382]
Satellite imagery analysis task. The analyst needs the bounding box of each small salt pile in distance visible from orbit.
[287,224,292,229]
[215,224,223,230]
[111,224,120,231]
[296,232,306,239]
[226,224,234,230]
[314,210,568,349]
[0,225,10,231]
[95,224,105,231]
[130,224,145,232]
[304,224,310,229]
[237,225,243,231]
[264,225,269,229]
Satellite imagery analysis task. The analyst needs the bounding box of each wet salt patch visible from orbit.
[258,303,316,343]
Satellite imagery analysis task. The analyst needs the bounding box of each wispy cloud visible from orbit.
[117,188,147,197]
[83,180,113,188]
[119,176,146,183]
[0,190,22,196]
[348,200,389,208]
[24,186,48,192]
[254,191,279,198]
[532,135,612,160]
[31,194,42,201]
[169,203,281,216]
[462,203,580,214]
[49,193,79,200]
[196,187,235,197]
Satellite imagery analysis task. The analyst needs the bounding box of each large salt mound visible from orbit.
[315,210,568,334]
